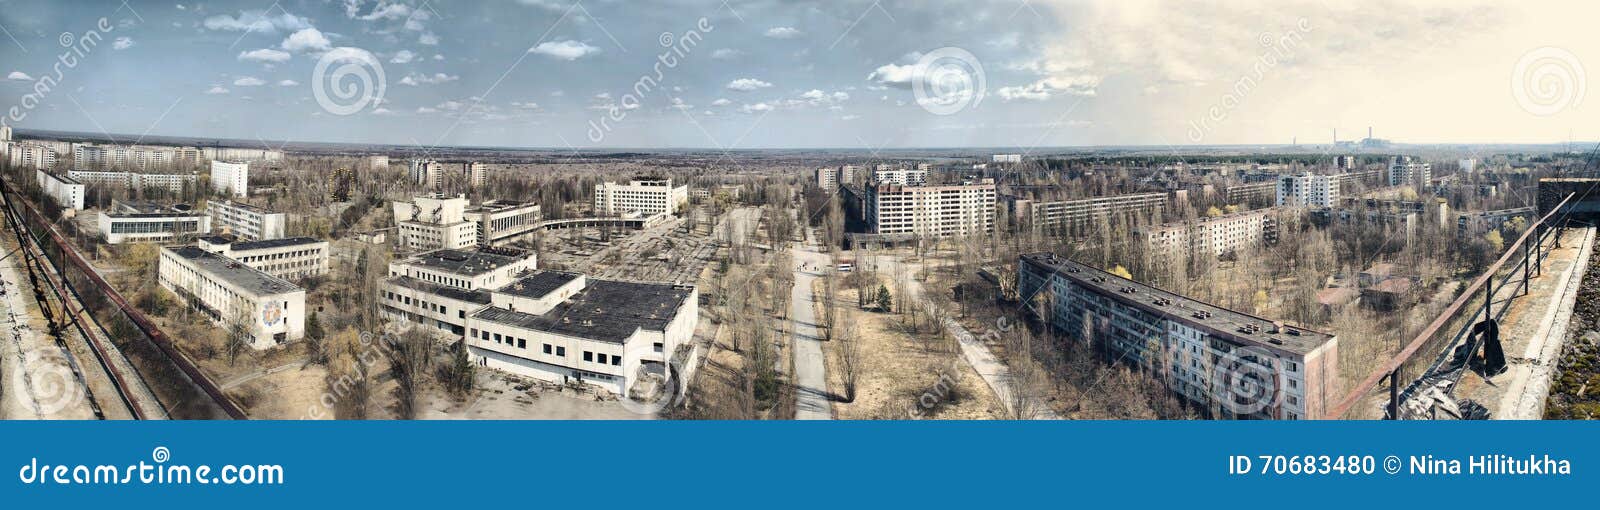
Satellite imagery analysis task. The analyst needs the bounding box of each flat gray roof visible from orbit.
[497,271,582,300]
[402,247,531,276]
[166,246,302,296]
[474,278,692,343]
[230,237,325,251]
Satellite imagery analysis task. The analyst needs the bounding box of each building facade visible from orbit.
[210,160,249,197]
[1136,208,1277,261]
[593,178,688,216]
[465,199,542,246]
[197,236,330,280]
[98,201,211,244]
[393,194,477,251]
[864,179,996,238]
[36,169,85,211]
[1004,191,1167,232]
[872,167,929,186]
[158,245,305,349]
[1388,158,1432,187]
[379,246,538,335]
[1276,173,1340,208]
[207,200,287,240]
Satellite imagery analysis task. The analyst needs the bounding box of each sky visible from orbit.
[0,0,1595,150]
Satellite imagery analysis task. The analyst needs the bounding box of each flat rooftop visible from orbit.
[165,246,302,296]
[401,246,530,276]
[385,276,491,305]
[474,278,692,343]
[213,200,274,214]
[231,237,325,251]
[1021,252,1334,355]
[496,270,582,299]
[467,199,533,213]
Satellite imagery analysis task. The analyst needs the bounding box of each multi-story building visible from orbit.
[72,143,202,170]
[1456,207,1535,236]
[210,160,249,197]
[816,167,841,192]
[466,162,486,187]
[872,167,929,186]
[1017,252,1339,419]
[67,169,197,194]
[197,235,330,280]
[7,142,57,169]
[98,201,211,244]
[379,246,538,335]
[206,200,286,241]
[393,194,477,251]
[1276,173,1339,208]
[465,199,542,246]
[409,159,444,188]
[157,245,305,349]
[1225,182,1277,206]
[992,154,1022,163]
[465,271,698,395]
[1335,155,1356,170]
[36,169,85,211]
[199,147,282,162]
[1388,157,1432,187]
[367,155,390,169]
[0,125,11,141]
[593,178,688,216]
[1135,208,1277,261]
[1458,159,1478,173]
[1003,191,1167,232]
[864,179,996,238]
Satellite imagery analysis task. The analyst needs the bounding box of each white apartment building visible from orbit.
[36,169,85,211]
[72,143,202,170]
[379,246,538,335]
[864,179,996,238]
[1,125,11,141]
[98,202,211,244]
[1458,159,1478,173]
[393,194,477,251]
[465,271,698,395]
[368,155,390,169]
[1388,158,1432,187]
[872,167,929,186]
[7,142,57,169]
[466,162,486,187]
[198,236,330,280]
[992,154,1022,163]
[593,178,688,216]
[816,167,841,192]
[465,199,542,246]
[210,161,249,197]
[1005,191,1167,232]
[409,159,445,188]
[158,245,304,349]
[200,147,282,162]
[67,169,197,194]
[207,199,286,240]
[1276,173,1340,208]
[1136,208,1276,261]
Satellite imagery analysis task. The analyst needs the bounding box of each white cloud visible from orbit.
[432,54,444,61]
[800,89,850,105]
[710,98,732,106]
[710,48,741,60]
[726,78,772,92]
[204,86,230,95]
[112,37,135,50]
[529,40,600,61]
[866,63,918,88]
[740,102,774,113]
[399,73,459,86]
[278,79,299,86]
[280,27,331,53]
[416,106,440,114]
[669,98,693,110]
[203,11,312,33]
[233,76,266,87]
[390,50,416,64]
[370,107,397,116]
[764,27,802,39]
[510,101,540,110]
[355,3,411,21]
[996,76,1098,101]
[7,71,34,81]
[418,32,439,45]
[238,48,291,63]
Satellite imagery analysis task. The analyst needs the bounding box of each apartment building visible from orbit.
[465,271,698,395]
[1135,208,1277,261]
[35,169,85,211]
[98,201,211,244]
[872,167,929,186]
[816,167,841,192]
[379,246,538,335]
[409,159,445,188]
[1276,173,1340,208]
[1004,191,1167,232]
[72,143,203,170]
[864,179,996,238]
[1225,182,1277,205]
[465,199,542,246]
[1017,252,1339,419]
[67,169,197,194]
[7,142,57,169]
[1457,207,1535,236]
[1388,157,1432,187]
[197,235,330,280]
[992,154,1022,163]
[207,200,287,240]
[466,162,487,187]
[393,194,477,251]
[200,147,283,162]
[157,245,305,349]
[593,178,688,216]
[210,160,249,197]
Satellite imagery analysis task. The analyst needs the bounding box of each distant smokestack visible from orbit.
[1368,126,1373,140]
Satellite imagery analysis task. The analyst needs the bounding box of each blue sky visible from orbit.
[0,1,1595,149]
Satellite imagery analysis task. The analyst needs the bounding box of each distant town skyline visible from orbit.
[1,0,1596,149]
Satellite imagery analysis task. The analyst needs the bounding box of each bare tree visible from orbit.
[837,307,861,402]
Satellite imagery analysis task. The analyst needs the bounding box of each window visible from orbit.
[469,328,477,337]
[517,339,526,349]
[596,353,607,364]
[480,331,490,340]
[543,344,552,354]
[556,346,565,356]
[583,351,593,362]
[612,356,621,366]
[493,333,502,343]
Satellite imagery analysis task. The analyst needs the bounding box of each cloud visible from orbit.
[390,49,416,64]
[725,78,772,91]
[233,76,266,87]
[764,27,802,39]
[399,73,459,86]
[6,71,33,81]
[112,37,135,50]
[416,106,439,114]
[238,48,291,63]
[204,86,230,95]
[669,98,693,110]
[510,101,540,110]
[710,98,732,106]
[740,102,774,113]
[354,2,411,21]
[280,28,331,53]
[278,79,299,86]
[710,48,741,60]
[996,76,1098,101]
[529,40,600,61]
[418,32,439,45]
[800,89,849,105]
[866,63,918,89]
[203,10,312,33]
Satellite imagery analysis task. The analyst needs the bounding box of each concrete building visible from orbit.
[210,160,249,198]
[1336,155,1356,170]
[465,199,542,246]
[98,201,210,244]
[1225,182,1277,206]
[72,143,202,170]
[1276,173,1340,208]
[379,246,538,335]
[393,194,476,251]
[466,162,487,187]
[992,154,1022,163]
[1,125,10,141]
[7,142,57,169]
[1018,252,1339,419]
[465,271,697,395]
[872,167,929,186]
[157,245,305,349]
[35,169,85,211]
[1388,157,1432,188]
[864,179,996,238]
[1458,159,1478,173]
[816,167,841,192]
[1136,208,1277,261]
[206,200,286,240]
[67,169,197,194]
[409,159,444,188]
[197,235,330,280]
[367,155,390,169]
[593,178,688,216]
[200,147,283,162]
[1457,207,1535,236]
[1003,191,1167,232]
